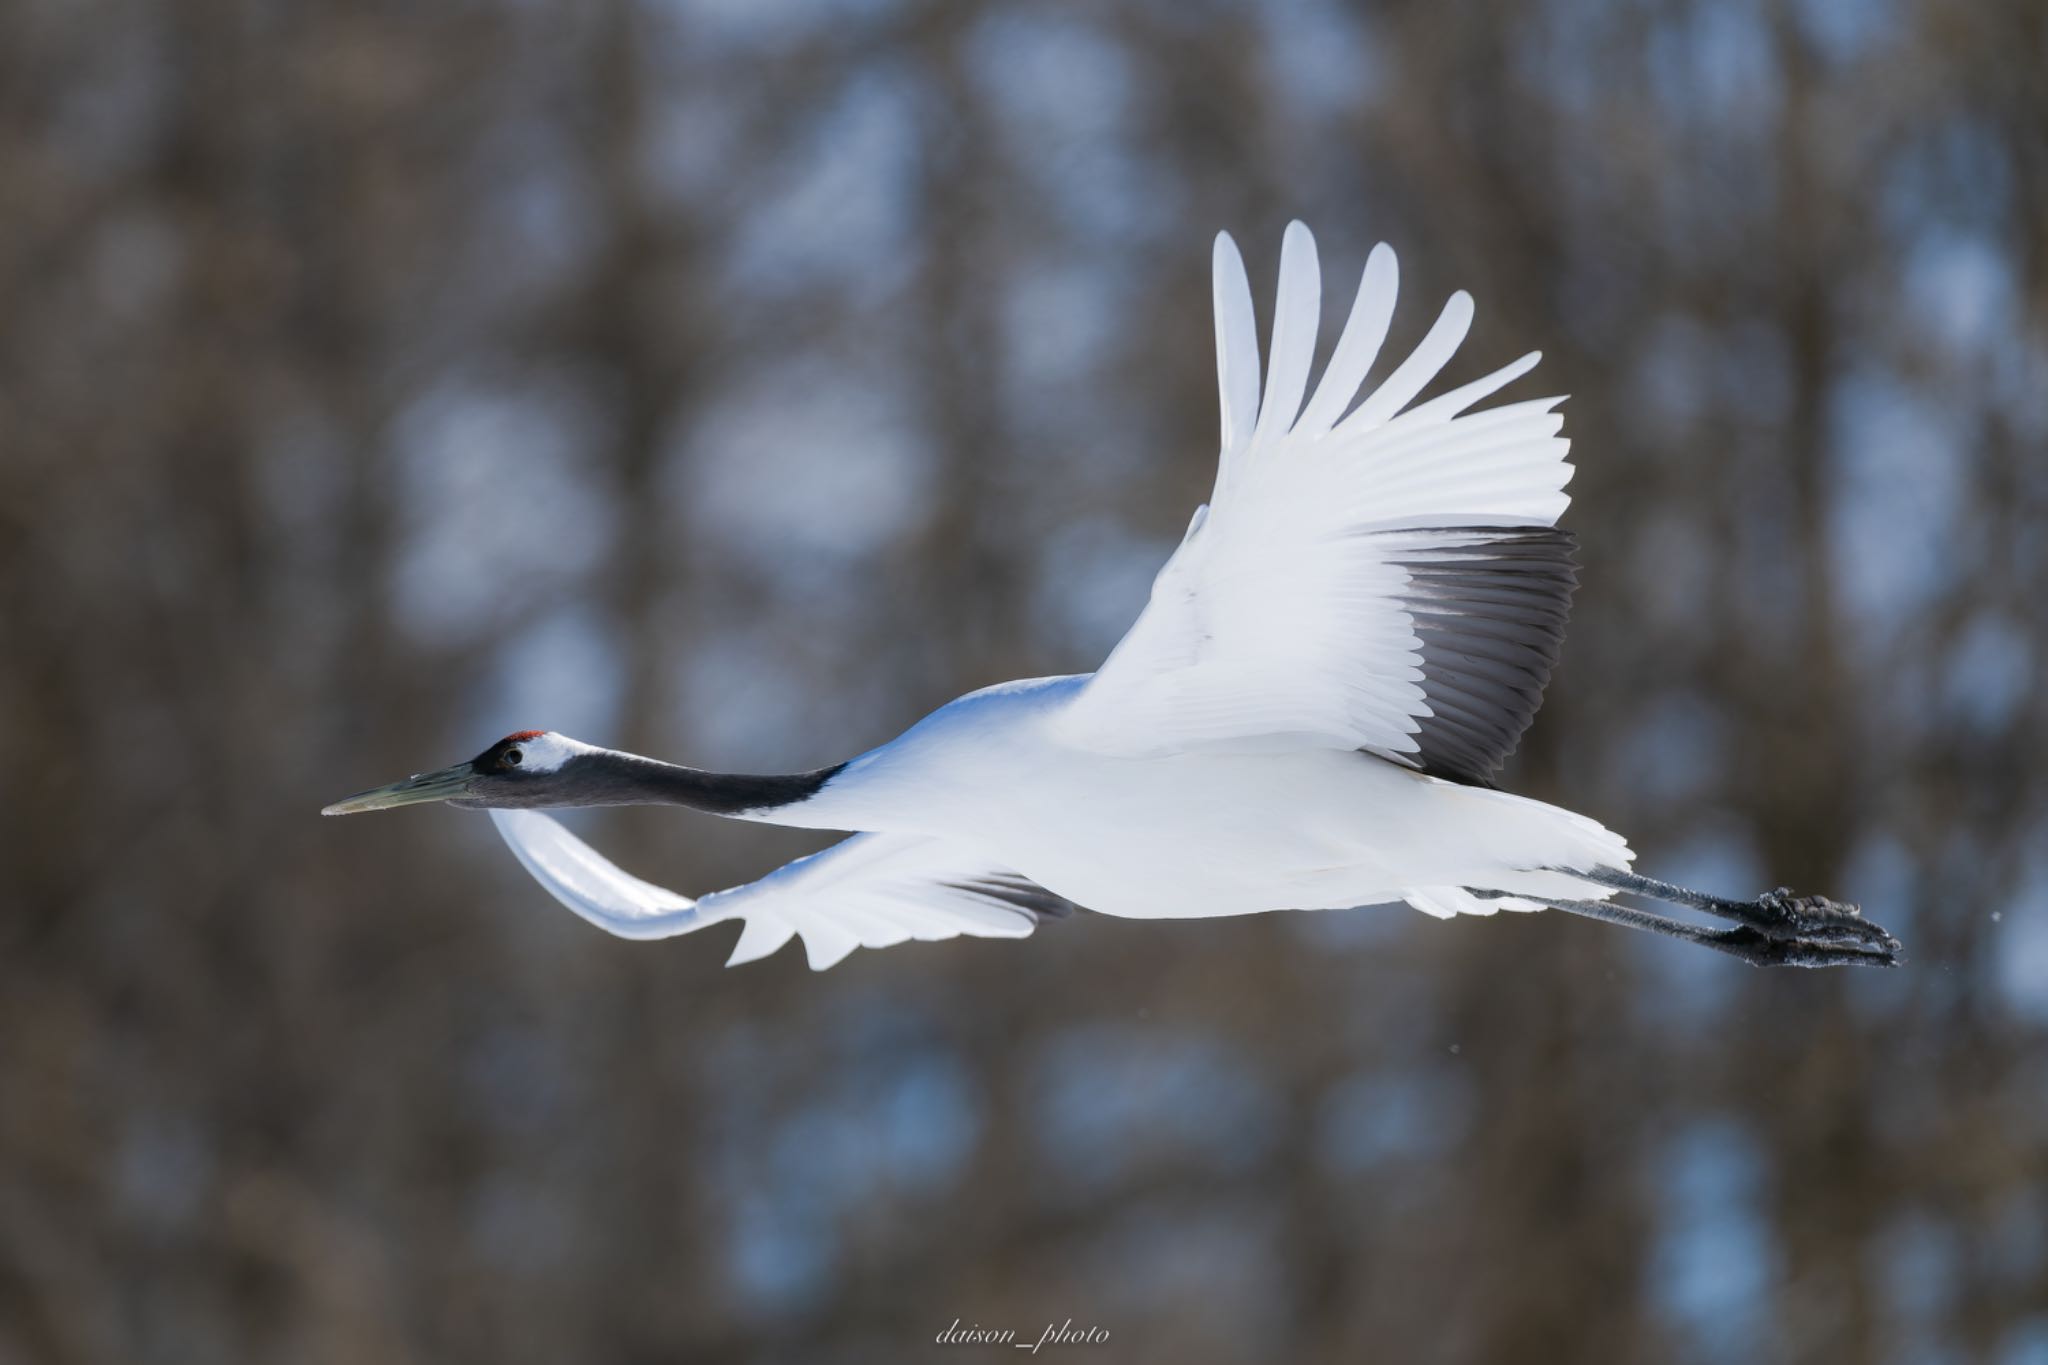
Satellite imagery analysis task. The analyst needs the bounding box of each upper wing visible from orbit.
[1053,221,1577,785]
[488,809,1070,971]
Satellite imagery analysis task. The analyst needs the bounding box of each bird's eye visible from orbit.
[504,748,524,768]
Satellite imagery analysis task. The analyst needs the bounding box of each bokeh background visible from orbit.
[5,0,2047,1361]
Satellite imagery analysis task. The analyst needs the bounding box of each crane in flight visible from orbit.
[326,223,1901,973]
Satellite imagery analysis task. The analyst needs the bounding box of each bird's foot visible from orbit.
[1702,923,1901,969]
[1748,887,1903,956]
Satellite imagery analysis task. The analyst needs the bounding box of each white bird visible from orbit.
[325,223,1900,972]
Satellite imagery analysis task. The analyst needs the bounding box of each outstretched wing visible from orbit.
[1054,221,1577,786]
[488,810,1071,971]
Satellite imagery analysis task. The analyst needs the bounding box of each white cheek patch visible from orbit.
[513,732,589,773]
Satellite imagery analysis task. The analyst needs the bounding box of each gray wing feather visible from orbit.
[942,875,1078,922]
[1382,526,1578,786]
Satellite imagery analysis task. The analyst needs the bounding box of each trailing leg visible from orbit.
[1468,889,1902,969]
[1574,867,1901,956]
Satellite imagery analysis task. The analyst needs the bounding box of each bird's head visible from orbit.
[322,731,593,815]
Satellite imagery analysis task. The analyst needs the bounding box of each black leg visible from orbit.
[1544,896,1897,969]
[1574,867,1902,955]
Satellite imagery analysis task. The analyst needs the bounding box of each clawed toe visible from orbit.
[1757,886,1862,922]
[1753,887,1901,953]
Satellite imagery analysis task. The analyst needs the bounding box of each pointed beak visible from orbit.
[322,763,475,816]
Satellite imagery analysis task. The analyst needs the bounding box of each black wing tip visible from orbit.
[943,876,1077,922]
[1404,523,1578,555]
[1385,524,1579,787]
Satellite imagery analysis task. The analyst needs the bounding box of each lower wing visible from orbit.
[488,810,1072,971]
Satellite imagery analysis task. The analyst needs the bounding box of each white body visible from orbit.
[487,223,1638,969]
[782,676,1628,922]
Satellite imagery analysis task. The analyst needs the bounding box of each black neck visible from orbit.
[564,752,845,816]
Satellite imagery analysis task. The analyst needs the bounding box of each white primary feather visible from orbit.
[1295,241,1397,439]
[1212,233,1262,485]
[488,810,1053,971]
[1056,221,1575,768]
[1250,221,1321,450]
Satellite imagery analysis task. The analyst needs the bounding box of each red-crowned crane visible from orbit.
[326,224,1900,973]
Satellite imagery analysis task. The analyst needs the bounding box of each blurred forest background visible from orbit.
[4,0,2047,1361]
